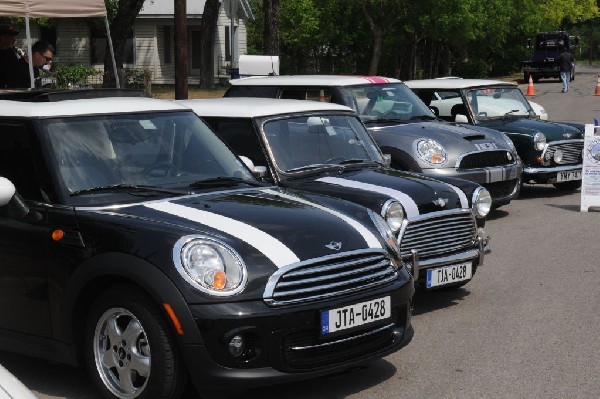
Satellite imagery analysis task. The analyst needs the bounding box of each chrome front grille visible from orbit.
[457,150,514,169]
[544,140,583,165]
[399,210,476,259]
[264,249,396,306]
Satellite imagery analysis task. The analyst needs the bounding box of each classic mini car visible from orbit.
[180,97,492,293]
[0,91,415,399]
[225,75,522,208]
[405,78,584,190]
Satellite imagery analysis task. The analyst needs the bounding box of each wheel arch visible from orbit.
[59,253,203,363]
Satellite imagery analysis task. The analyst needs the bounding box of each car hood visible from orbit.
[284,168,471,219]
[95,187,384,269]
[480,118,584,141]
[369,120,513,154]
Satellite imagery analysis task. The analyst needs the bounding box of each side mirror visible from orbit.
[526,38,532,49]
[239,155,267,178]
[0,177,16,206]
[383,154,392,167]
[454,114,469,124]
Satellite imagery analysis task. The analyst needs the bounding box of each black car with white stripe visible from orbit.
[0,93,414,399]
[179,97,492,292]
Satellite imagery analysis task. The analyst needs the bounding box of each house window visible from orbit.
[225,26,230,62]
[190,30,201,70]
[163,26,171,64]
[40,26,57,54]
[90,25,134,65]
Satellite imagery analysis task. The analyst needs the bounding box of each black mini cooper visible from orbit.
[0,91,414,398]
[180,97,492,292]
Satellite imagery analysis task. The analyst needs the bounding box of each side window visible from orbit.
[204,117,268,168]
[225,86,278,98]
[280,88,332,102]
[0,123,43,201]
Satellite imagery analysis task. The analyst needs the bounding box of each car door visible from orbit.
[0,121,52,337]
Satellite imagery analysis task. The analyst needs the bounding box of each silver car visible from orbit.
[226,75,523,208]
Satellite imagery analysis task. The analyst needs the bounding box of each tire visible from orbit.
[84,285,187,399]
[553,180,581,191]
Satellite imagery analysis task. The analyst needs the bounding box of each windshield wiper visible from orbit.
[189,176,262,187]
[338,159,373,165]
[503,110,520,117]
[409,115,437,121]
[70,184,187,196]
[285,163,341,173]
[364,118,407,124]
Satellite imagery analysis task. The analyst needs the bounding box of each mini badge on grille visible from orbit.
[432,198,448,207]
[325,241,342,251]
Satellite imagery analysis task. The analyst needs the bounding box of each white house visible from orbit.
[14,0,251,85]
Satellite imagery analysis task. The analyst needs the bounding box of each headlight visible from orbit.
[415,139,447,165]
[368,209,400,258]
[533,132,546,151]
[472,187,492,218]
[174,236,247,296]
[381,199,404,233]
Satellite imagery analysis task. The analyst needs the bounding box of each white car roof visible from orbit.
[178,97,353,118]
[0,97,189,118]
[405,78,517,90]
[229,75,403,86]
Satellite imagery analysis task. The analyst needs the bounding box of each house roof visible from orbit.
[178,97,353,118]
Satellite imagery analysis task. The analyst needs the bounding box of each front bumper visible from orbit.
[181,275,414,390]
[523,164,582,184]
[422,163,522,205]
[403,233,489,289]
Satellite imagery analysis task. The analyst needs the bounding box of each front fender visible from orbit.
[59,253,202,346]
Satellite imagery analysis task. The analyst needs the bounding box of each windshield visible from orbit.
[262,114,384,173]
[44,111,255,199]
[339,83,435,122]
[466,87,533,122]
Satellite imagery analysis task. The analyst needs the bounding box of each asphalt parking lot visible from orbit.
[2,65,600,399]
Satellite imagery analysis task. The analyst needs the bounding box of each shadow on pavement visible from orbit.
[411,286,470,316]
[223,359,397,399]
[517,184,580,200]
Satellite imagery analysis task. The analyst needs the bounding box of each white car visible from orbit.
[0,364,36,399]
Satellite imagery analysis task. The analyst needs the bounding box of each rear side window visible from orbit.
[225,86,278,98]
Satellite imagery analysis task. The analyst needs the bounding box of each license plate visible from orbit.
[426,262,472,288]
[320,296,391,336]
[557,170,582,182]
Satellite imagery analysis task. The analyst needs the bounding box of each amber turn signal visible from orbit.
[214,271,227,290]
[51,229,64,241]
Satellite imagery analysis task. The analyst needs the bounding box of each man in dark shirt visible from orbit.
[0,23,29,89]
[558,45,575,93]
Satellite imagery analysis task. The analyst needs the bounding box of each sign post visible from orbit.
[580,124,600,212]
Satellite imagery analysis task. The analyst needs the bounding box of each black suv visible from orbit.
[0,90,414,399]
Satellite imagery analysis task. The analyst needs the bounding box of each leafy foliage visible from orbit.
[247,0,600,78]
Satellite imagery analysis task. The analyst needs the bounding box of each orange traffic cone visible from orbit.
[595,75,600,96]
[526,74,535,96]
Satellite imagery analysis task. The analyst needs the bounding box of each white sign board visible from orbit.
[580,124,600,212]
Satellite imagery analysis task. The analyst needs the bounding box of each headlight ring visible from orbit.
[174,235,247,296]
[415,138,447,165]
[533,132,546,151]
[380,199,405,234]
[472,187,492,218]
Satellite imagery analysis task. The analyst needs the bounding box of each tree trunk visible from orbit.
[263,0,280,55]
[174,0,188,99]
[198,0,220,88]
[102,0,146,87]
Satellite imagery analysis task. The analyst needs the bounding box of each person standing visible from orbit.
[558,45,575,93]
[0,23,29,89]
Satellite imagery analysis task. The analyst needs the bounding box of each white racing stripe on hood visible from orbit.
[316,176,420,218]
[445,184,469,208]
[145,201,300,268]
[262,188,382,249]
